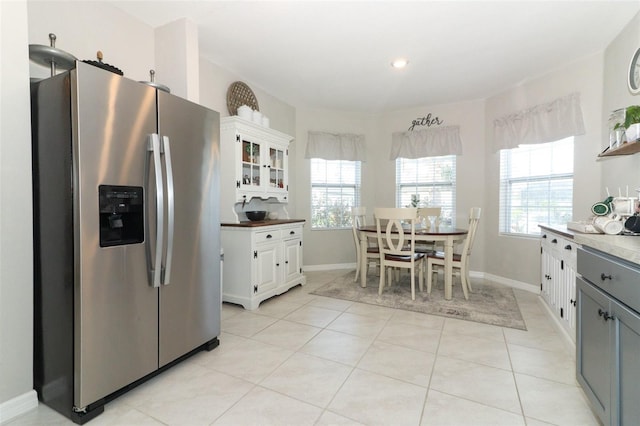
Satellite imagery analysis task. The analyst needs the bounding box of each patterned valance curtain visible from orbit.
[305,131,366,161]
[390,125,462,160]
[493,92,585,151]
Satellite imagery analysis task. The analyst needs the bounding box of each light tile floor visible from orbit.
[9,270,601,426]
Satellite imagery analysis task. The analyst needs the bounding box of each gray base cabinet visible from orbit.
[576,247,640,426]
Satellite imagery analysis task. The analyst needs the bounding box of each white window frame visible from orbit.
[395,155,456,226]
[310,159,361,230]
[499,137,574,236]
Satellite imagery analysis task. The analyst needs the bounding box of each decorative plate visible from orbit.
[227,81,259,115]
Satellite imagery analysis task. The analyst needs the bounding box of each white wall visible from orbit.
[295,99,486,270]
[484,52,605,289]
[601,12,640,190]
[293,108,374,267]
[0,0,38,421]
[198,59,297,217]
[27,1,155,82]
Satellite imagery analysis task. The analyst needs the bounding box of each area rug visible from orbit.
[311,271,527,330]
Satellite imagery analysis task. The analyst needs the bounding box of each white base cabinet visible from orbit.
[540,226,580,341]
[222,222,305,310]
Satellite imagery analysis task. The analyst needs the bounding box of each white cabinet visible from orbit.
[220,117,293,221]
[539,226,580,341]
[221,222,306,310]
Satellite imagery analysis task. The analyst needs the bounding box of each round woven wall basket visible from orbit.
[226,81,259,115]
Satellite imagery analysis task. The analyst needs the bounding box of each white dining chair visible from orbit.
[415,206,443,254]
[374,207,425,300]
[426,207,481,299]
[351,206,379,282]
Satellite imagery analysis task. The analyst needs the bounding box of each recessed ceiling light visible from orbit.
[391,58,409,69]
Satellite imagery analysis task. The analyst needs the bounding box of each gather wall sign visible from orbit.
[408,113,443,131]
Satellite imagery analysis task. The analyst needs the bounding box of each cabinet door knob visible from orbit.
[598,308,615,321]
[290,231,295,235]
[551,239,557,244]
[542,234,547,239]
[564,245,572,250]
[266,234,272,239]
[600,273,612,281]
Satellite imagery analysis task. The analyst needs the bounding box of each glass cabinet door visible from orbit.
[241,137,262,190]
[269,146,286,192]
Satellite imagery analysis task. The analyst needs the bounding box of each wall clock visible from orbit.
[629,47,640,94]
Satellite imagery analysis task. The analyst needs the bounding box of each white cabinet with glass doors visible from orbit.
[220,116,293,210]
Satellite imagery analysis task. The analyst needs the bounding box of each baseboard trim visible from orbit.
[537,296,576,358]
[304,263,355,272]
[302,264,540,294]
[471,271,539,294]
[0,390,38,424]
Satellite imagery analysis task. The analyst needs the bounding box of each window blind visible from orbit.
[499,137,574,235]
[396,155,456,226]
[311,159,361,229]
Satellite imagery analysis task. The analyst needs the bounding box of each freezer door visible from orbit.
[157,91,221,366]
[73,62,159,409]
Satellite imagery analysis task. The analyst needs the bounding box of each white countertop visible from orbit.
[573,233,640,266]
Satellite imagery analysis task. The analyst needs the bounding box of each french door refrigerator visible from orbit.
[31,61,221,424]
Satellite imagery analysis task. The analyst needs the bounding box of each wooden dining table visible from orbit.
[358,225,468,300]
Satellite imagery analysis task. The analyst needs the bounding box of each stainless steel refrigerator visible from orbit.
[31,61,221,424]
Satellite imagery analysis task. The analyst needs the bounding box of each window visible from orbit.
[311,159,361,229]
[499,137,574,236]
[395,155,456,225]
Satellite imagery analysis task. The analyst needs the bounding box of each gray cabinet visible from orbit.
[576,276,612,423]
[576,247,640,426]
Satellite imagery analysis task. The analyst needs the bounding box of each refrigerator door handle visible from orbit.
[145,133,164,288]
[161,135,174,286]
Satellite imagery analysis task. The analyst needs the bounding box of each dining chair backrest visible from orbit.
[374,207,419,256]
[350,206,367,251]
[462,207,482,256]
[418,207,441,218]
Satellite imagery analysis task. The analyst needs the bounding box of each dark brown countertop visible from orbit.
[222,219,306,228]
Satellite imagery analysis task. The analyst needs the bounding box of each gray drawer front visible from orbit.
[577,247,640,313]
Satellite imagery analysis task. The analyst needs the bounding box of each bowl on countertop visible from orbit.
[245,210,267,221]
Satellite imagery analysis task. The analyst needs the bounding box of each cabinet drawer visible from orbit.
[282,226,302,239]
[578,247,640,313]
[254,230,281,244]
[560,238,578,269]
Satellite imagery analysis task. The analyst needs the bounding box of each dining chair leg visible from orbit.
[378,265,386,295]
[426,261,433,294]
[354,258,361,282]
[418,261,424,292]
[460,273,469,300]
[410,268,416,300]
[465,269,473,292]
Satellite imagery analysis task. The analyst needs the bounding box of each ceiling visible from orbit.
[111,1,640,113]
